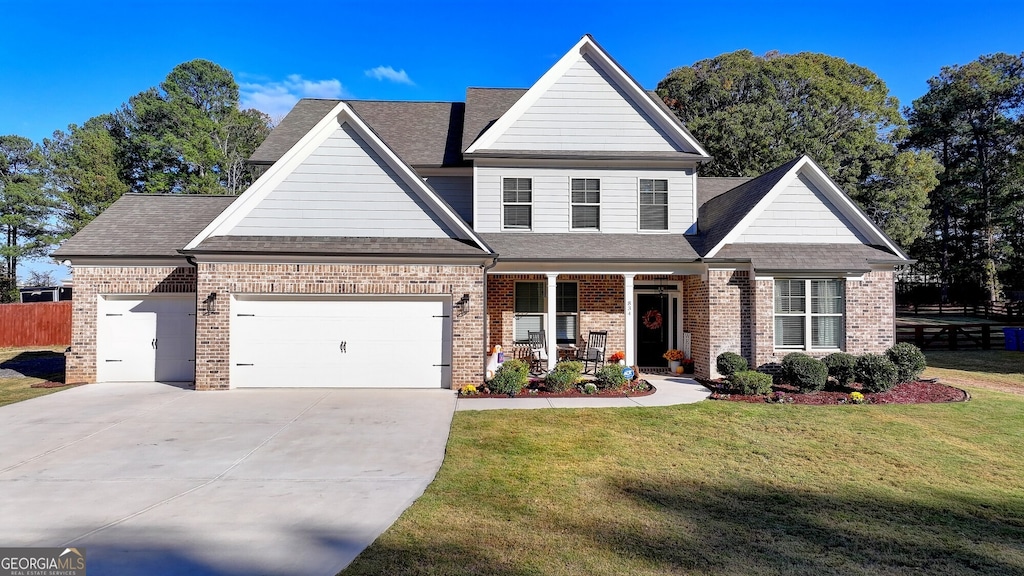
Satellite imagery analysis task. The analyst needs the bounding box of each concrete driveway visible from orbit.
[0,382,456,575]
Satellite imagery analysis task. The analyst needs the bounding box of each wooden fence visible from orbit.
[896,323,1022,351]
[0,301,72,347]
[897,302,1024,321]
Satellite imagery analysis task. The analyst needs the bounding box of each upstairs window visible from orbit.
[503,178,532,230]
[570,178,600,230]
[639,179,668,230]
[774,279,845,349]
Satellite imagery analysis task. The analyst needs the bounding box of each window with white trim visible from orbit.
[503,178,532,230]
[514,281,578,344]
[639,179,668,230]
[571,178,600,230]
[774,279,844,349]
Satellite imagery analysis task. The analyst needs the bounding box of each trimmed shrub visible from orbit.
[886,343,927,383]
[545,360,583,392]
[716,352,748,377]
[583,382,598,394]
[855,353,899,392]
[731,370,774,395]
[595,364,627,389]
[781,353,828,393]
[822,352,858,387]
[490,359,529,396]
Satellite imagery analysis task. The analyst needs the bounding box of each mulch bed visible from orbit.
[462,379,656,399]
[29,381,76,389]
[705,379,969,405]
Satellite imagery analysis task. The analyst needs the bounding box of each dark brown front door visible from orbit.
[636,293,669,366]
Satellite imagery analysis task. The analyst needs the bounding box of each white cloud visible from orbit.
[364,65,414,85]
[239,75,347,122]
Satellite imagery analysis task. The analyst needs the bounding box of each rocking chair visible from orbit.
[527,330,548,374]
[576,330,607,374]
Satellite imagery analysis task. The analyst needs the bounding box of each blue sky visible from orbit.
[3,0,1023,281]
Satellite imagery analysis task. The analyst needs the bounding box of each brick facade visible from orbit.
[486,274,626,359]
[195,263,484,390]
[67,265,197,384]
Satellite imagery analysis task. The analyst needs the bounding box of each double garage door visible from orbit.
[96,294,450,388]
[230,296,451,388]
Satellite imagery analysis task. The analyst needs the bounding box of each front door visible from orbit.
[636,293,669,366]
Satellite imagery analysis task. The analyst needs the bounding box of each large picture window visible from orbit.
[639,179,668,230]
[774,279,844,349]
[571,178,600,230]
[514,281,578,344]
[503,178,532,230]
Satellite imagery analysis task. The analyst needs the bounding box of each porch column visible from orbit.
[624,274,635,366]
[546,273,558,370]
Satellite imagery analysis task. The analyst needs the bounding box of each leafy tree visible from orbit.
[906,53,1024,300]
[0,135,54,302]
[657,50,939,247]
[44,114,129,237]
[113,59,271,195]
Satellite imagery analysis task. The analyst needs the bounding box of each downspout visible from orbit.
[481,255,499,383]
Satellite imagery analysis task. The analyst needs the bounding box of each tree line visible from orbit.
[0,60,271,301]
[2,51,1021,303]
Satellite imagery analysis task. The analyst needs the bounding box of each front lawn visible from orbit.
[343,385,1024,575]
[924,350,1024,395]
[0,346,71,408]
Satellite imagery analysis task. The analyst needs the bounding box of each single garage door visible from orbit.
[96,294,196,382]
[230,295,451,388]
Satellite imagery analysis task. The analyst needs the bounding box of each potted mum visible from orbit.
[609,350,626,365]
[663,349,685,372]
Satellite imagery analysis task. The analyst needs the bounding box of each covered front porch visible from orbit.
[485,267,705,373]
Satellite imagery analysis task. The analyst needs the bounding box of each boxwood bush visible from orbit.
[886,343,927,383]
[731,370,774,395]
[716,352,748,377]
[595,364,627,389]
[822,352,858,387]
[781,353,828,393]
[489,358,529,396]
[544,360,583,393]
[855,353,899,392]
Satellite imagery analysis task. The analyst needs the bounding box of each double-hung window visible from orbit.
[570,178,600,230]
[774,279,845,349]
[639,179,668,231]
[514,282,579,344]
[503,178,532,230]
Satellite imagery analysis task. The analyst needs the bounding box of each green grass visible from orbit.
[924,350,1024,394]
[343,385,1024,574]
[0,346,72,408]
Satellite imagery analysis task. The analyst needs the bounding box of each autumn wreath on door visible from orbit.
[642,308,663,330]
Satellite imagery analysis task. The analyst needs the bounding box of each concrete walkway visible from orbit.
[0,383,456,576]
[456,374,711,411]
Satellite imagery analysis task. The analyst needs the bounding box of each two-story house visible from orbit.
[54,35,908,389]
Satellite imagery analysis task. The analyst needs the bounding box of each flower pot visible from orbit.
[669,360,681,372]
[618,359,626,366]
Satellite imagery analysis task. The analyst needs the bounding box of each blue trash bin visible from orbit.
[1018,328,1024,352]
[1005,327,1019,351]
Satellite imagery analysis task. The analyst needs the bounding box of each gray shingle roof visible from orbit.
[710,243,905,271]
[52,194,236,258]
[462,88,527,152]
[697,177,752,208]
[189,236,488,257]
[249,99,467,167]
[480,233,700,261]
[697,157,802,255]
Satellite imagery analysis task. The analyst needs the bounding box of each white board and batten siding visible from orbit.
[484,55,683,153]
[230,295,452,389]
[423,175,473,224]
[736,173,869,244]
[474,166,694,234]
[226,123,455,238]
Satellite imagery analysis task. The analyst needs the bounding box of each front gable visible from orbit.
[465,36,709,156]
[703,155,906,259]
[185,103,489,251]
